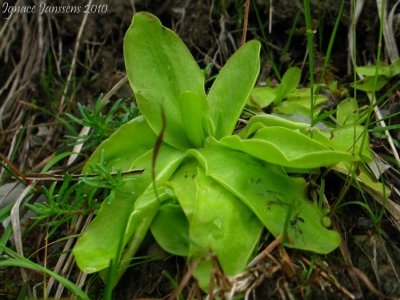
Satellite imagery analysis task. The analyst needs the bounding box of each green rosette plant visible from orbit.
[73,12,372,289]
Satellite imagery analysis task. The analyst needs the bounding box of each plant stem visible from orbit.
[303,0,315,125]
[241,0,251,45]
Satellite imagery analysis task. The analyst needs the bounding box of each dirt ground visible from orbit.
[1,0,400,299]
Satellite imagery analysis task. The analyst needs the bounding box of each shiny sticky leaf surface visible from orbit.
[190,139,341,254]
[124,12,206,149]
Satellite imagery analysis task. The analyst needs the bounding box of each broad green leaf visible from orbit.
[73,145,185,273]
[274,88,328,119]
[300,126,335,148]
[167,159,263,290]
[287,86,326,100]
[166,159,199,220]
[336,98,358,125]
[330,125,372,161]
[96,186,173,284]
[83,116,156,173]
[189,169,262,290]
[208,40,261,138]
[73,190,137,273]
[190,139,341,254]
[356,64,392,77]
[390,59,400,76]
[274,101,322,119]
[238,114,309,139]
[124,12,206,149]
[352,76,390,92]
[178,91,208,148]
[286,88,328,105]
[74,116,158,272]
[221,127,356,168]
[274,67,301,104]
[301,124,372,162]
[356,60,400,78]
[248,86,276,108]
[123,147,186,251]
[150,204,190,256]
[124,187,170,240]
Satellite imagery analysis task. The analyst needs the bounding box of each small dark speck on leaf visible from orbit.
[291,216,305,226]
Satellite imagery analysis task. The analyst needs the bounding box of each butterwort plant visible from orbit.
[73,12,372,289]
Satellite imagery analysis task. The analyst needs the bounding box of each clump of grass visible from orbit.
[66,94,139,150]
